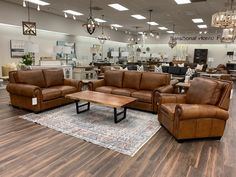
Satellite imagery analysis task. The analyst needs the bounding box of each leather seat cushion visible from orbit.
[123,71,142,90]
[140,72,170,90]
[51,86,77,96]
[131,90,152,103]
[15,70,46,88]
[186,77,221,105]
[43,69,64,87]
[112,88,136,96]
[95,86,117,94]
[42,88,62,101]
[104,70,124,88]
[160,103,177,121]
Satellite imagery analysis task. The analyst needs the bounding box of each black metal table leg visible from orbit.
[114,107,127,123]
[75,101,90,114]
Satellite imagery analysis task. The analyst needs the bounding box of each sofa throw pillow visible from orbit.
[161,63,170,67]
[185,68,195,77]
[154,65,163,73]
[137,65,144,72]
[178,63,185,67]
[195,64,204,71]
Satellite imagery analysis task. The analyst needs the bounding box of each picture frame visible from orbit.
[10,40,25,58]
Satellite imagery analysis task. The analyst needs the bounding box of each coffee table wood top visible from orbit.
[66,91,137,108]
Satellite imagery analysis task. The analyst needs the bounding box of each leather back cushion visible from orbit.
[140,72,170,90]
[105,70,124,88]
[15,70,46,87]
[43,69,64,87]
[123,71,142,90]
[186,77,222,105]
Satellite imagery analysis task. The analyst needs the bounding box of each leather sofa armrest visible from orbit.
[158,93,186,105]
[175,104,229,120]
[88,79,105,91]
[64,79,82,91]
[155,85,174,94]
[7,83,41,97]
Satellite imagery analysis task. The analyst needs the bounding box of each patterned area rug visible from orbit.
[20,104,161,156]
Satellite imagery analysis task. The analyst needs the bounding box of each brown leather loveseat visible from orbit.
[88,70,173,112]
[7,69,82,112]
[158,77,233,142]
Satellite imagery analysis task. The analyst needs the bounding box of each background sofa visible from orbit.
[88,70,173,113]
[7,69,82,112]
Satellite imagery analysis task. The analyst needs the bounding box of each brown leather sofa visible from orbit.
[157,77,233,142]
[88,70,173,112]
[7,69,82,113]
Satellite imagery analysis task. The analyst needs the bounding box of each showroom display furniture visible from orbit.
[162,66,188,78]
[7,69,82,112]
[66,91,137,123]
[88,70,173,113]
[158,77,232,142]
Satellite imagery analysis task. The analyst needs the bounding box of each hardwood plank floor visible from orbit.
[0,85,235,177]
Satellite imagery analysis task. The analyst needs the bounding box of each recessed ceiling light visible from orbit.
[94,18,107,23]
[158,27,168,30]
[63,10,83,16]
[167,31,175,34]
[138,32,144,34]
[147,22,159,26]
[131,14,146,20]
[111,24,123,28]
[197,24,207,29]
[108,3,129,11]
[25,0,50,6]
[174,0,191,5]
[192,18,204,23]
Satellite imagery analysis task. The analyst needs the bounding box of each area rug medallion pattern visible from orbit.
[20,104,161,156]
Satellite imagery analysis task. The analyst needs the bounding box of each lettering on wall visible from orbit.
[173,35,221,41]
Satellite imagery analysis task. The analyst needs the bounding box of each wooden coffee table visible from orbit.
[65,91,137,123]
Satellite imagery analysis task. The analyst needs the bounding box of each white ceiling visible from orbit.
[3,0,232,34]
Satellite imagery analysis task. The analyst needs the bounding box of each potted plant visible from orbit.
[18,54,33,70]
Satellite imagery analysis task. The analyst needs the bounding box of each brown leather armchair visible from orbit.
[158,77,233,142]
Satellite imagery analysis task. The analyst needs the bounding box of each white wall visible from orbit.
[137,43,236,67]
[0,23,128,76]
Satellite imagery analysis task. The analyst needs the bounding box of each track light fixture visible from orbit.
[23,0,27,7]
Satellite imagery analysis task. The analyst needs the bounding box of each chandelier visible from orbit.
[83,0,99,35]
[212,0,236,43]
[221,28,236,43]
[147,10,160,39]
[168,25,177,49]
[97,15,110,44]
[128,27,142,44]
[212,0,236,28]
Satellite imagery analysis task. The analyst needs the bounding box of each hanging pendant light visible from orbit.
[83,0,99,35]
[97,15,110,44]
[146,10,160,39]
[168,24,177,49]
